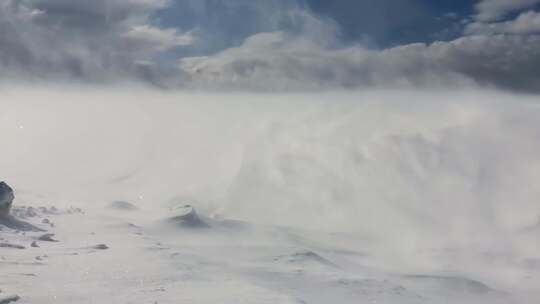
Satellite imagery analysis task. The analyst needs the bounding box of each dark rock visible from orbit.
[168,205,209,228]
[0,294,20,304]
[0,243,25,249]
[0,182,14,217]
[38,234,58,242]
[30,241,39,248]
[0,183,44,232]
[92,244,109,250]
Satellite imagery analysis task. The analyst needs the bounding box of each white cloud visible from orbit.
[1,0,540,92]
[180,32,540,92]
[0,0,180,84]
[124,25,195,53]
[475,0,540,21]
[467,10,540,35]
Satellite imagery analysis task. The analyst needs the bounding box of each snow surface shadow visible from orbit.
[108,201,138,211]
[0,215,44,232]
[400,274,503,296]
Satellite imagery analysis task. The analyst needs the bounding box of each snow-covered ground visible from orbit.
[1,88,539,303]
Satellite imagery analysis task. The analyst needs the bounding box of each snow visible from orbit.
[1,202,532,303]
[1,88,539,303]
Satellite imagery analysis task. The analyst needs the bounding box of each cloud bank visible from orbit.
[180,32,540,92]
[0,0,540,91]
[0,0,191,84]
[475,0,540,22]
[467,10,540,35]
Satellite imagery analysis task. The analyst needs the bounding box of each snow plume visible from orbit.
[1,87,539,260]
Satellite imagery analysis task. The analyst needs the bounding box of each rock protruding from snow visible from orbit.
[0,242,25,249]
[92,244,109,250]
[0,182,44,232]
[0,293,20,304]
[0,182,14,217]
[38,233,59,242]
[169,205,209,228]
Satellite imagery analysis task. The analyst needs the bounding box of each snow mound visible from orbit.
[108,201,138,211]
[273,250,339,269]
[0,216,44,231]
[168,205,209,228]
[403,274,494,295]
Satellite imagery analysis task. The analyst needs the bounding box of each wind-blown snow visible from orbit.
[1,87,539,303]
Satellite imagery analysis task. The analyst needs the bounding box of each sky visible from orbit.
[1,0,540,91]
